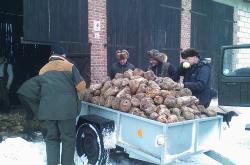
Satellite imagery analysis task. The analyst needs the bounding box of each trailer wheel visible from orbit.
[76,123,108,165]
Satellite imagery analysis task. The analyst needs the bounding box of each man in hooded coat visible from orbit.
[147,49,179,82]
[17,44,86,165]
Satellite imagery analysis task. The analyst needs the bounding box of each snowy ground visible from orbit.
[0,100,250,165]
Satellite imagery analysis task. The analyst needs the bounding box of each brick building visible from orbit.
[1,0,250,91]
[87,0,249,86]
[86,0,250,86]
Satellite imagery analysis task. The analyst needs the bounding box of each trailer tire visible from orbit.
[76,123,108,165]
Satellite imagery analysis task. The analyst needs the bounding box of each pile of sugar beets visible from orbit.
[83,69,216,123]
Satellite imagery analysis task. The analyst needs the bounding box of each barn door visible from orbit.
[191,0,234,89]
[141,0,181,67]
[107,0,139,74]
[107,0,181,74]
[23,0,90,85]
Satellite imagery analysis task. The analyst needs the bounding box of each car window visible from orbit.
[223,48,250,77]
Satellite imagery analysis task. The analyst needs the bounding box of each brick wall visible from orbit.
[180,0,192,51]
[88,0,107,83]
[234,5,250,68]
[235,5,250,44]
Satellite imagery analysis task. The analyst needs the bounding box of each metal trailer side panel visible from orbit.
[196,118,222,151]
[80,102,164,161]
[80,102,222,164]
[162,117,222,164]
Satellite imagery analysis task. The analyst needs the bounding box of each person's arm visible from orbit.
[177,62,186,76]
[72,65,86,99]
[184,65,210,93]
[168,64,180,82]
[6,64,14,89]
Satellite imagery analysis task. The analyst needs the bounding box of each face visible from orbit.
[185,56,197,65]
[149,58,158,67]
[119,58,127,65]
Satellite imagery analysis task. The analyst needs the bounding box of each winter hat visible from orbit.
[147,49,167,63]
[147,49,160,57]
[50,44,66,57]
[181,48,199,59]
[116,49,129,60]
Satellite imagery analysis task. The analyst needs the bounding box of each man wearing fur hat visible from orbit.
[179,48,213,108]
[147,49,179,82]
[110,49,135,79]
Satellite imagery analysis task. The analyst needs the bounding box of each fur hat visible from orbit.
[147,49,167,63]
[181,48,199,59]
[116,49,129,60]
[51,44,66,56]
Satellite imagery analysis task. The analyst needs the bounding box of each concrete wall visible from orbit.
[213,0,250,70]
[214,0,250,44]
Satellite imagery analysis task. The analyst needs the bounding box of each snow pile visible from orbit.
[0,137,46,165]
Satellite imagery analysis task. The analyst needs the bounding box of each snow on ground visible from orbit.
[0,137,46,165]
[0,137,87,165]
[215,106,250,165]
[0,99,250,165]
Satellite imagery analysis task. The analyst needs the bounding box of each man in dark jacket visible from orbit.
[18,45,86,165]
[178,48,212,108]
[147,49,179,82]
[110,49,135,78]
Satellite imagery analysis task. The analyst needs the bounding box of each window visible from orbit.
[223,47,250,77]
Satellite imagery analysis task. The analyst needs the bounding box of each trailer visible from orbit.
[76,101,234,165]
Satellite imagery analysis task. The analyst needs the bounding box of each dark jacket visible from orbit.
[37,59,86,120]
[149,62,179,82]
[110,62,135,79]
[178,59,212,107]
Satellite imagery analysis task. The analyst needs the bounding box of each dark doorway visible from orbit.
[0,0,50,106]
[191,0,234,89]
[23,0,90,86]
[107,0,181,75]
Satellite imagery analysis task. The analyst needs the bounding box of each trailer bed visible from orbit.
[79,101,223,164]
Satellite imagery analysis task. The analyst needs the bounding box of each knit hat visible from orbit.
[51,44,66,56]
[181,48,199,59]
[147,49,167,63]
[116,49,129,60]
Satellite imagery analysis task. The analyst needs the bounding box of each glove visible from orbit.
[182,61,191,69]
